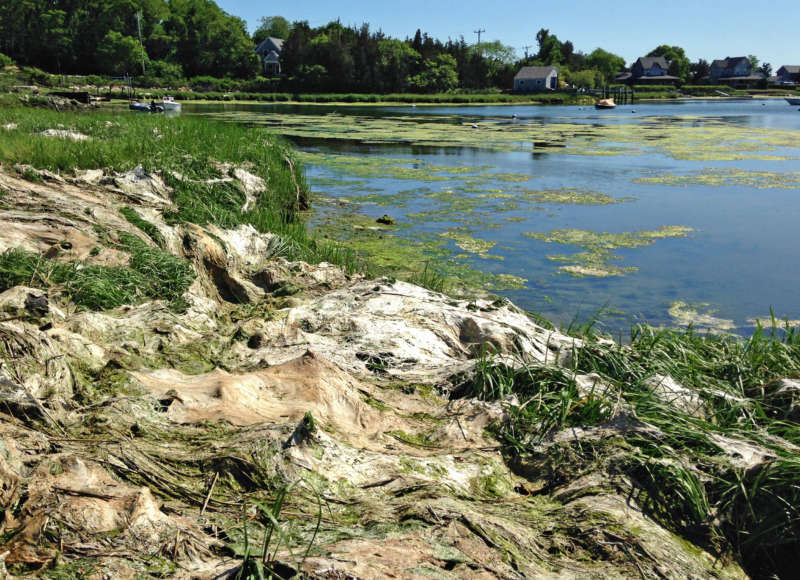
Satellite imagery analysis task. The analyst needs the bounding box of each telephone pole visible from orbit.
[473,28,485,45]
[522,45,532,59]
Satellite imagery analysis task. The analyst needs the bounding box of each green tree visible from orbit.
[167,0,258,78]
[647,45,690,83]
[586,48,625,83]
[747,55,759,71]
[535,29,563,65]
[407,54,458,93]
[253,16,290,45]
[377,39,420,92]
[566,68,603,88]
[690,59,710,83]
[97,30,148,75]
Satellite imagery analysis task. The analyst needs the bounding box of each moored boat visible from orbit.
[160,96,181,111]
[595,98,616,110]
[785,97,800,106]
[129,101,163,113]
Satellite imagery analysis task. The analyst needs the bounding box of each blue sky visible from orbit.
[217,0,798,68]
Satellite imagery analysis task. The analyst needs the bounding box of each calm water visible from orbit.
[189,99,800,335]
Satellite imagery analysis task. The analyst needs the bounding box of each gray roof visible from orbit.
[778,65,800,74]
[712,56,749,68]
[255,37,284,57]
[635,56,669,70]
[514,66,558,80]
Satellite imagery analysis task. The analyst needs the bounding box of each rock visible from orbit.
[376,214,395,225]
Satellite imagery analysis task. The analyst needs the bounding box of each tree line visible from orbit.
[0,1,767,91]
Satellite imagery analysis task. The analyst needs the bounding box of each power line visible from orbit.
[473,28,485,44]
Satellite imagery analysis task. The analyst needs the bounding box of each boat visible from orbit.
[595,98,616,110]
[785,97,800,106]
[160,96,181,112]
[129,101,163,113]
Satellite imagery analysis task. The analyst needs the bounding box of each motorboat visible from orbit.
[160,96,181,111]
[130,101,163,113]
[595,98,616,110]
[785,97,800,106]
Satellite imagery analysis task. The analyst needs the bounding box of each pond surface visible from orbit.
[188,99,800,335]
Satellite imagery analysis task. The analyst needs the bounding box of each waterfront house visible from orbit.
[255,37,284,76]
[709,56,764,87]
[617,56,679,85]
[776,65,800,85]
[513,66,558,92]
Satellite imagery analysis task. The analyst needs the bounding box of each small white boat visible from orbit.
[785,97,800,106]
[595,98,616,110]
[130,101,163,113]
[160,96,181,111]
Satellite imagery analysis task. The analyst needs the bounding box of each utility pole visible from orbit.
[522,45,532,59]
[473,28,485,45]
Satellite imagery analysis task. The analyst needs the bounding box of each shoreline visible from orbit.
[0,106,799,579]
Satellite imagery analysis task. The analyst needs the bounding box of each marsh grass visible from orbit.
[119,206,165,247]
[232,479,324,580]
[469,319,800,577]
[0,108,309,221]
[0,233,195,310]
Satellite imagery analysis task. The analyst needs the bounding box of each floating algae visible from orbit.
[668,301,736,334]
[635,168,800,189]
[439,229,497,257]
[311,208,525,292]
[746,315,800,328]
[213,111,800,161]
[523,226,695,277]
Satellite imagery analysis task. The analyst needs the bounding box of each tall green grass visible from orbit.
[470,321,800,577]
[0,234,194,310]
[0,109,308,220]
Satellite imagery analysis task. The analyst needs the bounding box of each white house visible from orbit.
[514,66,558,92]
[255,37,284,76]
